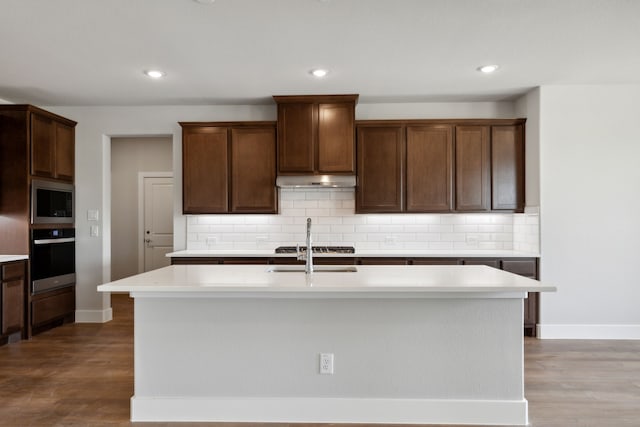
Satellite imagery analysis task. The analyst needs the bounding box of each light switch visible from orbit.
[87,210,99,221]
[90,225,99,237]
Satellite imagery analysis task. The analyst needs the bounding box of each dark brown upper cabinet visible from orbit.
[455,125,490,212]
[491,125,525,212]
[30,111,75,182]
[355,119,525,214]
[180,122,277,214]
[356,125,404,213]
[273,94,358,175]
[406,125,453,212]
[230,127,277,213]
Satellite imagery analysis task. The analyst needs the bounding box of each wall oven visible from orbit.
[31,179,74,224]
[30,228,76,294]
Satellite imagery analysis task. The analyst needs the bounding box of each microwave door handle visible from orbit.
[33,237,76,245]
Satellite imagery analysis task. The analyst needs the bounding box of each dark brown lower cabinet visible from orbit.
[410,258,461,265]
[502,259,538,337]
[31,286,75,336]
[1,260,27,345]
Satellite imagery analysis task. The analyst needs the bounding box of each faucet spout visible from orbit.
[305,217,313,274]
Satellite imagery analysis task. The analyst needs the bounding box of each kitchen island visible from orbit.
[98,264,555,425]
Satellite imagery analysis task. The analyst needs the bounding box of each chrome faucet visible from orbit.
[296,217,314,274]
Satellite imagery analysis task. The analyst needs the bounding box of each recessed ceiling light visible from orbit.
[310,69,328,78]
[144,70,166,79]
[477,64,499,74]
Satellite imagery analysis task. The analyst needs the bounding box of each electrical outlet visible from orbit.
[384,235,397,244]
[206,236,218,246]
[320,353,334,375]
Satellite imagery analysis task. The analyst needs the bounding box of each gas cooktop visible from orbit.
[274,246,355,254]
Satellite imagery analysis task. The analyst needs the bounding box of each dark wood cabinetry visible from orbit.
[31,286,75,335]
[274,95,358,174]
[182,126,229,213]
[1,260,27,345]
[455,126,490,211]
[356,125,404,213]
[30,111,75,181]
[230,127,277,213]
[1,106,77,340]
[491,125,525,211]
[502,259,538,336]
[406,125,453,212]
[180,122,277,214]
[355,119,525,214]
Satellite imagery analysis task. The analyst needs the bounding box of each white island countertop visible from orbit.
[98,264,555,297]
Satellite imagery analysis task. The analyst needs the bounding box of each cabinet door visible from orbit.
[455,126,490,211]
[182,127,229,213]
[230,127,277,213]
[356,126,404,213]
[318,103,355,173]
[358,258,408,265]
[277,103,315,173]
[2,279,24,335]
[30,113,55,178]
[54,121,74,181]
[491,125,524,212]
[406,125,453,212]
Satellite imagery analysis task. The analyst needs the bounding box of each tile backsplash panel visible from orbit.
[187,189,540,253]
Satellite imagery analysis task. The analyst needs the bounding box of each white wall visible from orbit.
[45,101,516,321]
[111,136,172,281]
[515,88,540,207]
[537,85,640,339]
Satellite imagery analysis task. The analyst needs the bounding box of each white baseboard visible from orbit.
[131,396,528,425]
[538,324,640,339]
[75,308,113,323]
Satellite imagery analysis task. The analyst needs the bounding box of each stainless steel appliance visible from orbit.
[31,179,74,224]
[30,228,76,294]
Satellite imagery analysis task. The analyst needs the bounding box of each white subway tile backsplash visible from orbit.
[428,224,454,233]
[185,191,540,253]
[379,225,404,233]
[331,225,355,233]
[355,225,379,233]
[293,200,318,209]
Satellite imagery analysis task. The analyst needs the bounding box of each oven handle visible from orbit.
[33,237,76,245]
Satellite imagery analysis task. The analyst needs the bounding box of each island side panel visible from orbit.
[132,295,525,424]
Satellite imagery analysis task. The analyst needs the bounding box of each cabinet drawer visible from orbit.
[411,258,460,265]
[502,259,537,278]
[32,288,75,326]
[358,258,408,265]
[1,262,25,281]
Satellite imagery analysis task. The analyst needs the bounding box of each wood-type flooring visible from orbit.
[1,293,639,426]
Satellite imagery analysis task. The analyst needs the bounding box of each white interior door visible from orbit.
[142,176,173,272]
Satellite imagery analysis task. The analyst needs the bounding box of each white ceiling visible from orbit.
[1,0,639,106]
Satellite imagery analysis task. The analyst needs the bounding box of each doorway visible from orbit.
[139,174,173,272]
[110,137,173,281]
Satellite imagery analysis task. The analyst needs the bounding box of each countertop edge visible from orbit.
[0,255,29,263]
[167,250,540,258]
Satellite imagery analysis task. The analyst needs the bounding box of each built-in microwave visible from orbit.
[31,179,74,224]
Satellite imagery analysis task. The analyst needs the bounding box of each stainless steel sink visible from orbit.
[266,266,358,273]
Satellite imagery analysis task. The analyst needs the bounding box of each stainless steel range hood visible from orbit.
[276,175,356,188]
